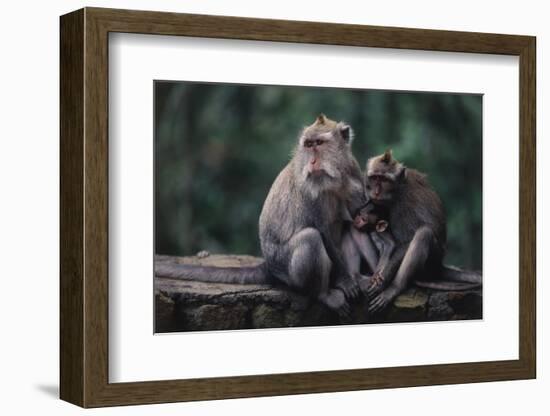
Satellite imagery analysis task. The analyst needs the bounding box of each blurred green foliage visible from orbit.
[155,82,482,269]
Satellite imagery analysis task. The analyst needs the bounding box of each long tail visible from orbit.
[414,280,481,291]
[155,260,269,284]
[414,265,482,291]
[441,265,482,284]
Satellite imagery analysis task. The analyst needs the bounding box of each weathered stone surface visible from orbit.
[155,254,482,332]
[386,289,429,322]
[176,303,249,331]
[448,291,483,319]
[427,292,455,321]
[154,291,177,333]
[251,304,287,328]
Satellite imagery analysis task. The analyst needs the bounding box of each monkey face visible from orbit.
[365,150,404,204]
[366,173,396,203]
[353,212,370,230]
[295,114,355,192]
[353,205,379,230]
[302,133,338,178]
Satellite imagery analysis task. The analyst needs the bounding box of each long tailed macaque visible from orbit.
[351,201,396,291]
[155,115,366,318]
[363,150,482,313]
[353,200,390,233]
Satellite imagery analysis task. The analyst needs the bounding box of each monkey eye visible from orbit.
[315,139,323,146]
[304,140,314,148]
[370,174,389,182]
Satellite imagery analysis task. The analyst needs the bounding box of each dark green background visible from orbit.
[154,82,482,270]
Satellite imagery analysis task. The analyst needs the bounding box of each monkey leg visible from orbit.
[342,227,384,298]
[350,227,379,272]
[320,228,361,300]
[287,228,351,318]
[341,228,381,299]
[366,231,396,299]
[369,226,433,314]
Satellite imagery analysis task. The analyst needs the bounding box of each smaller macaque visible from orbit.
[352,201,395,297]
[364,150,482,313]
[353,201,390,234]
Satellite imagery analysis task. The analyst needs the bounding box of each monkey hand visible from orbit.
[366,271,386,299]
[335,275,361,300]
[368,287,399,314]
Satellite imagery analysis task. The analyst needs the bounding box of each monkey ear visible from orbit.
[382,149,393,163]
[316,113,327,125]
[338,123,353,143]
[396,165,406,181]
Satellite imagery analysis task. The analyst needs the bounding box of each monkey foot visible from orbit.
[319,289,352,320]
[368,287,398,314]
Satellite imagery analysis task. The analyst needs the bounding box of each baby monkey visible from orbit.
[353,200,390,234]
[352,201,396,298]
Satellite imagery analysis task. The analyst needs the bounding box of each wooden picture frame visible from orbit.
[60,7,536,408]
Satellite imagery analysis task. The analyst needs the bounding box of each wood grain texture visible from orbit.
[59,7,537,408]
[83,9,110,406]
[518,38,536,376]
[59,8,84,407]
[89,7,532,55]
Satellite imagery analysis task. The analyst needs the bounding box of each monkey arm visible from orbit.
[372,231,396,277]
[380,243,408,283]
[366,242,407,299]
[350,227,379,273]
[347,193,368,219]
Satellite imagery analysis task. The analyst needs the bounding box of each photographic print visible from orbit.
[154,81,483,333]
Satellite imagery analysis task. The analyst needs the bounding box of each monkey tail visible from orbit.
[414,265,482,291]
[441,265,482,284]
[414,280,481,291]
[155,260,270,284]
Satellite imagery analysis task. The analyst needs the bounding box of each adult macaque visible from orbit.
[156,114,365,318]
[363,150,482,313]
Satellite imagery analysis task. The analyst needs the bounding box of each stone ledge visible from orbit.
[154,254,482,332]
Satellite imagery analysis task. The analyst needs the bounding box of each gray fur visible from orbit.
[157,115,364,317]
[259,116,364,312]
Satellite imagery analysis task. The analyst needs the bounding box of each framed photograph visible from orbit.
[60,7,536,408]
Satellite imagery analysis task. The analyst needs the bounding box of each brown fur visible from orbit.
[364,151,481,313]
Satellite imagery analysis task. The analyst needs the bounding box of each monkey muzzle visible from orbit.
[353,215,367,229]
[373,183,382,198]
[308,155,323,175]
